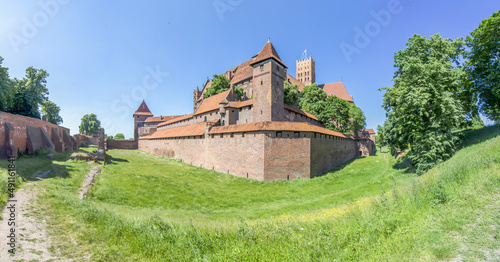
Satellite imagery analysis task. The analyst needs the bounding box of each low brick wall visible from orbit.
[107,139,138,150]
[0,111,74,158]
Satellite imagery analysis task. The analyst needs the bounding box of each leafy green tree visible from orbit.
[41,100,63,125]
[107,135,113,139]
[203,74,230,98]
[299,83,366,135]
[348,103,366,135]
[466,10,500,121]
[284,81,299,106]
[299,83,327,115]
[470,115,485,129]
[79,114,101,135]
[376,125,385,151]
[10,67,49,118]
[0,57,14,112]
[114,133,125,140]
[382,34,474,173]
[318,95,350,132]
[234,86,244,101]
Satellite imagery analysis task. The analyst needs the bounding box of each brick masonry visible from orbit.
[139,130,358,181]
[0,112,74,158]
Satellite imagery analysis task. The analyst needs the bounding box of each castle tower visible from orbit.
[193,86,202,112]
[250,40,287,122]
[133,100,153,140]
[296,56,315,86]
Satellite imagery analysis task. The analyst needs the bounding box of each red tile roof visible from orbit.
[134,100,153,115]
[209,121,348,138]
[157,114,194,128]
[318,82,353,103]
[228,59,254,85]
[250,41,287,68]
[194,89,230,115]
[141,120,219,139]
[287,74,305,91]
[284,104,318,121]
[225,99,253,108]
[145,115,182,123]
[364,129,376,134]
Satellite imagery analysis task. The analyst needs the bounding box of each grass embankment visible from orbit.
[1,125,499,261]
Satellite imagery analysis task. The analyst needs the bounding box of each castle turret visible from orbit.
[250,40,287,122]
[193,86,202,112]
[133,100,153,140]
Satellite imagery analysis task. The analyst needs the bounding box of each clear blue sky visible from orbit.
[1,0,498,138]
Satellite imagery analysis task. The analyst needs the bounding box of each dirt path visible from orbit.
[0,182,65,261]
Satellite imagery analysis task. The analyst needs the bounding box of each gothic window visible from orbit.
[230,133,234,138]
[276,131,282,138]
[294,132,300,138]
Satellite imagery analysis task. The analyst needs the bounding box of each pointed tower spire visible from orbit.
[250,40,287,68]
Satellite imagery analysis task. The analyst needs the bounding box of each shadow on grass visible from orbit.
[392,155,416,174]
[105,154,129,165]
[457,124,500,149]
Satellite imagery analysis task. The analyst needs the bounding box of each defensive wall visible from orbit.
[0,111,77,159]
[139,124,360,181]
[106,139,138,150]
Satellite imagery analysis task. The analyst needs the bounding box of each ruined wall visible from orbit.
[0,112,72,158]
[107,139,138,150]
[357,139,375,157]
[310,134,357,178]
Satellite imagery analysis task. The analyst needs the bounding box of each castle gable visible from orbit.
[319,82,354,103]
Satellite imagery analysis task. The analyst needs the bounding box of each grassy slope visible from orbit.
[0,126,498,261]
[90,149,412,222]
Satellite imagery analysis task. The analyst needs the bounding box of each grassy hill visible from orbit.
[1,125,499,261]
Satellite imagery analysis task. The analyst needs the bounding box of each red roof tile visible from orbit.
[287,74,305,91]
[318,82,353,102]
[364,129,375,134]
[157,114,194,128]
[225,99,253,108]
[228,59,254,85]
[141,120,218,139]
[134,100,153,115]
[284,104,318,121]
[145,115,182,123]
[194,89,230,115]
[133,111,154,116]
[209,121,348,138]
[250,41,287,68]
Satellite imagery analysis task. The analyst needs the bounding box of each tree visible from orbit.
[466,10,500,121]
[0,57,14,112]
[381,34,474,173]
[299,83,327,114]
[41,100,63,125]
[10,67,49,118]
[79,114,101,135]
[469,115,485,129]
[348,103,366,136]
[114,133,125,140]
[203,74,230,98]
[234,86,244,101]
[375,125,385,151]
[107,135,113,139]
[318,95,351,133]
[284,81,299,106]
[299,83,366,135]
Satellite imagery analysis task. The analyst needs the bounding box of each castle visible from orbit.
[135,40,374,181]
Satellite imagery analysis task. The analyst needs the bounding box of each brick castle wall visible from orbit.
[107,139,138,150]
[139,130,357,181]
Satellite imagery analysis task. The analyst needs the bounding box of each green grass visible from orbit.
[1,126,499,261]
[90,149,412,222]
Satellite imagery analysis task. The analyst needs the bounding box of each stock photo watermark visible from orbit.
[7,0,70,54]
[213,0,243,21]
[102,65,169,134]
[339,0,406,63]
